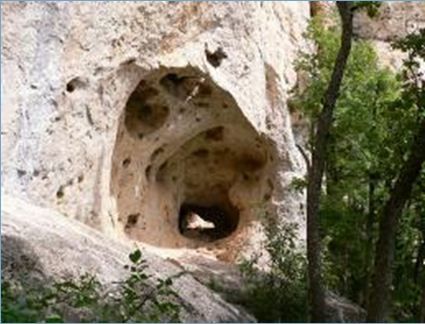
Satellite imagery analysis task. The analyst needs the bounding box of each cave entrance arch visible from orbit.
[110,66,273,260]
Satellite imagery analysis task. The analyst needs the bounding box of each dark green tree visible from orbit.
[305,2,354,321]
[367,29,425,322]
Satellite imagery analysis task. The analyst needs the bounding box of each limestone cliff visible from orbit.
[3,1,425,322]
[354,1,425,70]
[1,2,310,261]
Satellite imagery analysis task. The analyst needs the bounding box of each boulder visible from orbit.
[1,195,255,322]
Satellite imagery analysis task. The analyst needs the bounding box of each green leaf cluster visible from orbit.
[238,210,307,322]
[1,249,181,323]
[292,17,425,321]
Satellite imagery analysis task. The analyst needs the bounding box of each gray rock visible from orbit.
[1,195,255,323]
[1,2,310,262]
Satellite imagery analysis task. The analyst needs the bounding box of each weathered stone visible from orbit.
[354,2,425,71]
[2,2,423,322]
[1,195,255,323]
[354,2,425,42]
[1,2,309,261]
[325,292,366,323]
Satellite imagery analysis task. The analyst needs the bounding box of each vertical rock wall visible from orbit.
[354,2,425,70]
[2,2,310,260]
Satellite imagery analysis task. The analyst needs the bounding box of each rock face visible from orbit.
[354,2,425,71]
[3,2,423,322]
[1,2,309,261]
[1,195,255,322]
[354,2,425,42]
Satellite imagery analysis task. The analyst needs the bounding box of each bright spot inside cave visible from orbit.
[178,203,239,242]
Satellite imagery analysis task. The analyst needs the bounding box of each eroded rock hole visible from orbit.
[111,67,271,257]
[160,73,183,93]
[178,203,238,242]
[145,165,152,179]
[125,213,140,230]
[66,77,87,93]
[122,157,131,168]
[205,47,227,68]
[124,81,169,137]
[205,126,224,141]
[56,186,64,199]
[160,73,212,102]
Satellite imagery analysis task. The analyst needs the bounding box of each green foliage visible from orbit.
[292,16,425,322]
[290,176,308,193]
[238,211,307,322]
[392,28,425,113]
[1,249,181,323]
[387,27,425,322]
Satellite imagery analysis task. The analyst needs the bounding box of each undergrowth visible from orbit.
[238,211,308,322]
[1,249,182,323]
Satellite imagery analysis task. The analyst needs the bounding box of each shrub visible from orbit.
[1,249,181,323]
[238,211,308,322]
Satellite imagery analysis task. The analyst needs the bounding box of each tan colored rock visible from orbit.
[1,2,310,261]
[354,2,425,42]
[1,195,255,322]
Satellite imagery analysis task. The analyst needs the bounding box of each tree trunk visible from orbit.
[420,279,425,323]
[367,118,425,322]
[362,174,377,307]
[307,2,354,322]
[414,238,425,284]
[325,137,339,198]
[415,227,425,321]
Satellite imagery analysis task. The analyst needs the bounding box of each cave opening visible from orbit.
[178,203,239,242]
[111,66,271,259]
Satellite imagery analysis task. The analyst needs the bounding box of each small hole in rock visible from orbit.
[122,158,131,168]
[151,147,164,162]
[160,73,183,91]
[145,165,152,179]
[158,161,168,173]
[263,193,271,201]
[66,77,86,93]
[156,162,168,182]
[124,82,168,137]
[125,213,140,229]
[160,73,198,100]
[205,47,227,68]
[205,126,224,141]
[66,83,75,93]
[56,186,64,199]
